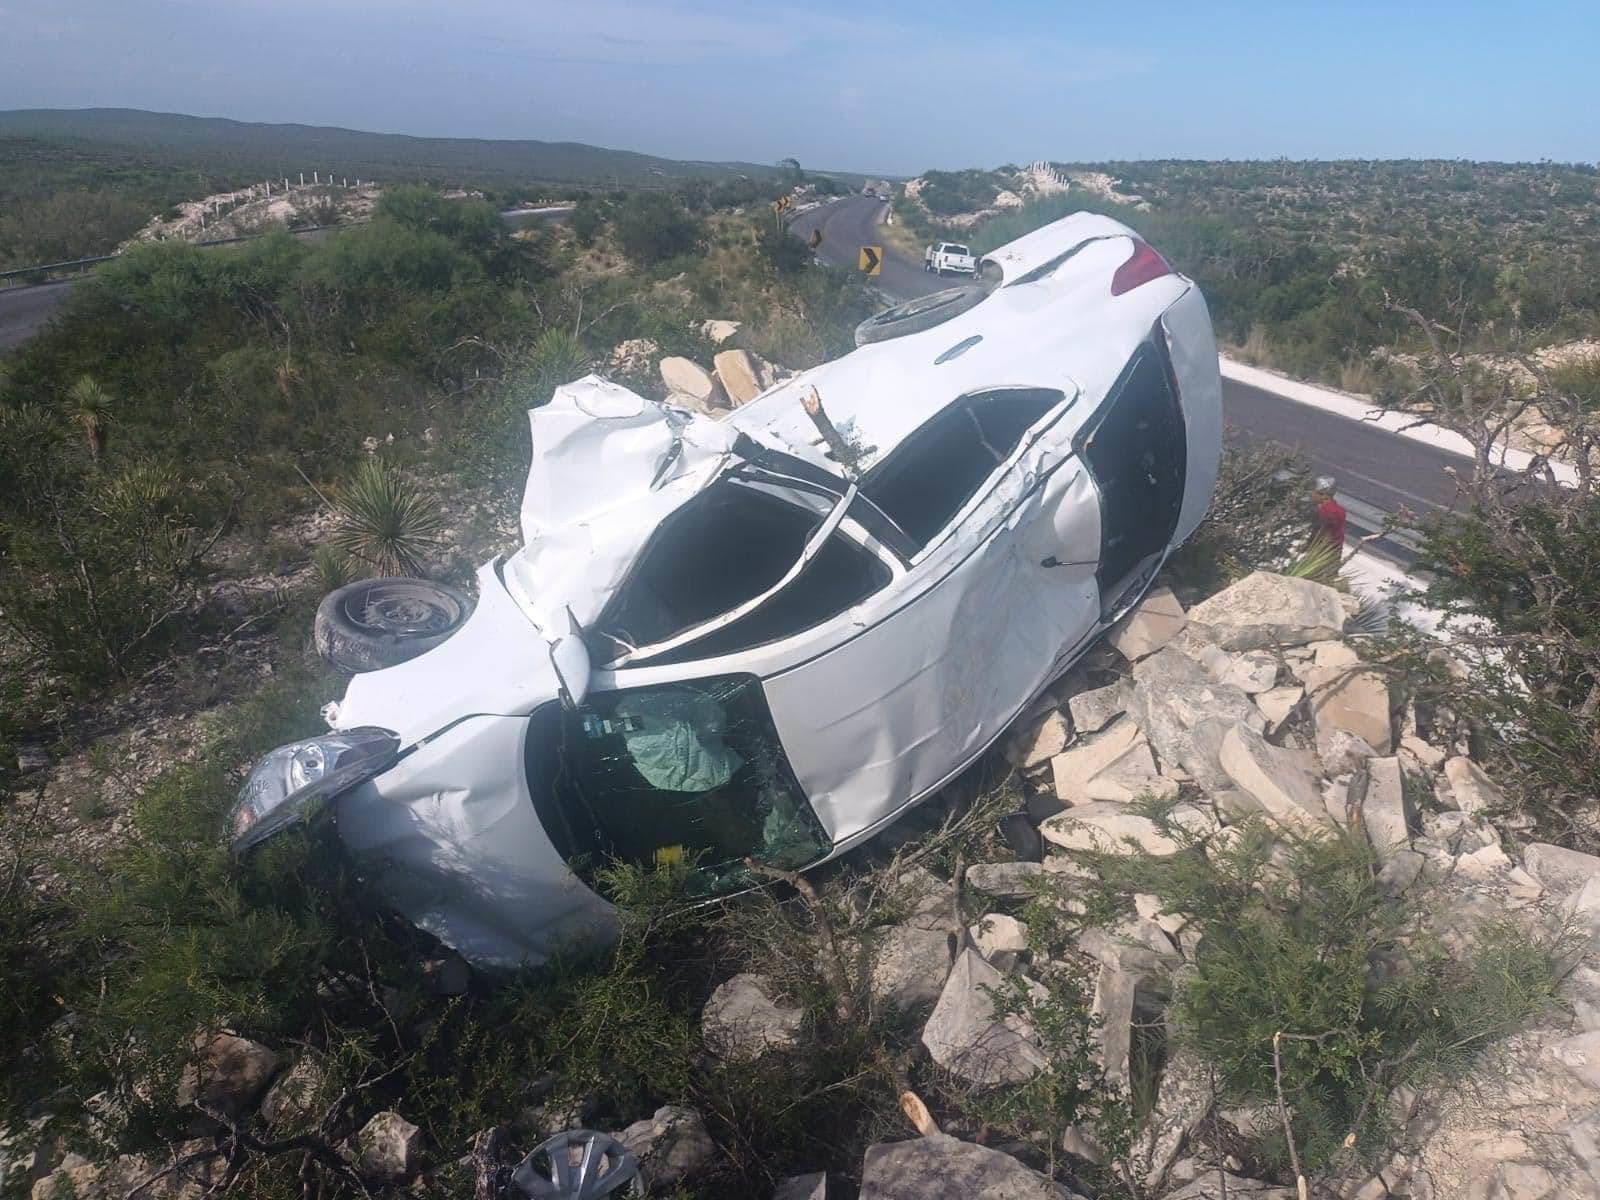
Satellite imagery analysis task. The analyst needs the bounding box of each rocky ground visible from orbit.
[19,567,1597,1200]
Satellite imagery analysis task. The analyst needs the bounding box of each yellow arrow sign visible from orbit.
[859,245,882,276]
[772,195,792,213]
[808,227,823,249]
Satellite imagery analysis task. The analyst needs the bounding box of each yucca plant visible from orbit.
[528,327,590,401]
[331,457,443,577]
[64,374,113,464]
[1283,534,1343,586]
[311,545,359,591]
[1345,591,1393,637]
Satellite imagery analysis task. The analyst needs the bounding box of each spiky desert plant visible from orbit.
[331,457,443,577]
[64,374,112,464]
[1345,591,1393,637]
[311,545,359,591]
[1283,534,1343,586]
[528,327,590,401]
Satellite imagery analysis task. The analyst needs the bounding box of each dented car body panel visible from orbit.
[240,212,1224,970]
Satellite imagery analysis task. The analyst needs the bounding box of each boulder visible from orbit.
[1004,710,1071,770]
[1128,647,1263,793]
[1127,1046,1214,1191]
[1443,757,1504,818]
[868,926,954,1011]
[700,319,742,346]
[968,913,1029,957]
[1077,916,1181,977]
[1200,646,1281,694]
[892,866,956,931]
[1040,803,1184,857]
[1218,723,1333,834]
[1091,962,1138,1088]
[965,861,1043,899]
[176,1032,280,1124]
[1308,661,1393,753]
[1400,734,1446,771]
[665,389,718,416]
[30,1143,221,1200]
[773,1173,827,1200]
[1523,843,1600,898]
[259,1056,329,1129]
[921,949,1047,1087]
[1361,757,1412,856]
[858,1134,1080,1199]
[1164,1170,1295,1199]
[1079,741,1177,805]
[617,1106,715,1192]
[1185,571,1346,650]
[1065,681,1127,734]
[1107,586,1187,661]
[1318,728,1379,777]
[702,973,804,1061]
[1048,717,1143,800]
[1255,685,1304,735]
[713,349,766,406]
[355,1111,420,1183]
[659,356,723,408]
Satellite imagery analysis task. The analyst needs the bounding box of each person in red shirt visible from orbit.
[1313,476,1347,552]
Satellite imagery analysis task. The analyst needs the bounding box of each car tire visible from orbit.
[854,285,988,346]
[314,577,472,673]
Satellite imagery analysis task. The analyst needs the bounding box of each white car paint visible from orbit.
[253,212,1223,970]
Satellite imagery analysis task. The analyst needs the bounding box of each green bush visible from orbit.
[613,192,703,266]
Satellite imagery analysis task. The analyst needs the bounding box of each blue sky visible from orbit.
[2,1,1593,174]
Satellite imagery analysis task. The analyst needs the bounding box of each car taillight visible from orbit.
[1110,239,1173,296]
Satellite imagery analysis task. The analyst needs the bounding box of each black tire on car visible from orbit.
[854,285,988,347]
[314,577,472,673]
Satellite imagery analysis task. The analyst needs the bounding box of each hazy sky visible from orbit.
[2,0,1594,174]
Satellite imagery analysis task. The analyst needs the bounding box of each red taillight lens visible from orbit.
[1110,239,1173,296]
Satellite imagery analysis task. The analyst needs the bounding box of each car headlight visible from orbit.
[230,727,401,852]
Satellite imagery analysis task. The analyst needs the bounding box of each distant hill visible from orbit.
[0,108,824,191]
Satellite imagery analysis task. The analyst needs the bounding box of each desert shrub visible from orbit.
[1052,811,1566,1182]
[613,192,703,266]
[330,456,444,577]
[757,223,811,275]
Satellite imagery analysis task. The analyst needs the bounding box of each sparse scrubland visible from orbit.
[3,153,1600,1200]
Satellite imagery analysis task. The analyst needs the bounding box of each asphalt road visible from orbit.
[790,194,1474,558]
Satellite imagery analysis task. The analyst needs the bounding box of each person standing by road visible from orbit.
[1312,476,1347,553]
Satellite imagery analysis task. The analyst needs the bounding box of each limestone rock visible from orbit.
[176,1032,280,1124]
[859,1134,1080,1199]
[1306,652,1392,752]
[30,1143,221,1200]
[921,949,1046,1087]
[1255,685,1304,734]
[773,1172,827,1200]
[1128,647,1263,793]
[1361,757,1412,856]
[1164,1170,1295,1199]
[259,1056,328,1129]
[702,973,804,1061]
[1128,1046,1215,1191]
[1400,734,1446,771]
[1040,802,1184,857]
[699,319,742,346]
[968,913,1029,957]
[1524,843,1600,897]
[1218,722,1333,834]
[1107,586,1187,661]
[355,1111,420,1183]
[659,356,723,408]
[868,926,953,1011]
[1091,962,1139,1088]
[892,866,956,931]
[1079,740,1176,804]
[617,1105,715,1192]
[1443,756,1504,819]
[965,861,1043,899]
[1318,728,1379,778]
[713,349,765,406]
[1186,571,1346,650]
[1049,717,1142,800]
[1191,642,1280,693]
[1065,680,1127,734]
[1378,848,1426,896]
[1004,710,1071,769]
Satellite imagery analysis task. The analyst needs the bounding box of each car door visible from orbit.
[762,386,1104,845]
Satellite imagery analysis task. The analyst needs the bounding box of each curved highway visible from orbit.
[791,194,1473,558]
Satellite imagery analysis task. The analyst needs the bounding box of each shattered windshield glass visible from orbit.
[526,676,831,892]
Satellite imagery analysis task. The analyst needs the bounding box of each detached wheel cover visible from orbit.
[854,284,987,346]
[315,577,472,672]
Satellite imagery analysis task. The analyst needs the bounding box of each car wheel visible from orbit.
[314,577,472,672]
[854,285,988,346]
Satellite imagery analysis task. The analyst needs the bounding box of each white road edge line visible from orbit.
[1220,356,1579,486]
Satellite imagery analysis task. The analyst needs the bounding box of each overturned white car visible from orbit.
[232,213,1223,969]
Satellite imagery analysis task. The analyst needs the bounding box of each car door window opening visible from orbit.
[858,387,1065,549]
[524,677,831,893]
[1073,339,1187,606]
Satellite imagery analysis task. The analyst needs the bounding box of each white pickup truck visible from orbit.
[923,241,977,277]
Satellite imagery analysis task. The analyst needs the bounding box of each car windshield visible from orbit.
[524,677,831,892]
[948,245,970,256]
